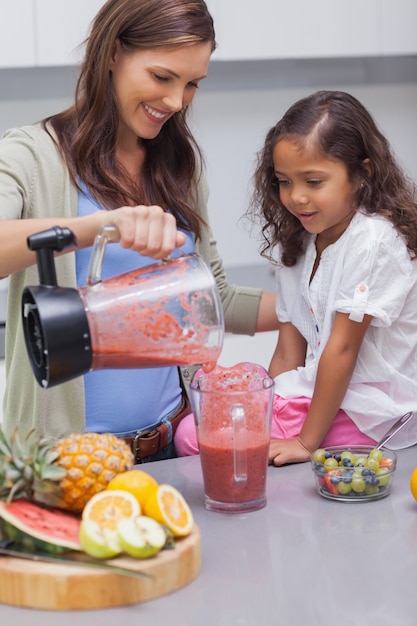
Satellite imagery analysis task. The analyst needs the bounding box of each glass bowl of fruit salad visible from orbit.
[310,445,397,502]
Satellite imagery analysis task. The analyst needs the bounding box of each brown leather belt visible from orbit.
[122,394,190,463]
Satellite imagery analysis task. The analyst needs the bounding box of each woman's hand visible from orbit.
[0,205,186,277]
[104,204,186,259]
[268,436,311,466]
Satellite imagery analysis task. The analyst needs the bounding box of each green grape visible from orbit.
[351,476,366,493]
[324,457,339,470]
[368,448,383,462]
[365,484,379,496]
[355,455,368,467]
[366,457,380,471]
[376,467,391,488]
[338,481,352,495]
[312,448,326,464]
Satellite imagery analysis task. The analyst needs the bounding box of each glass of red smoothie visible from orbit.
[190,362,274,513]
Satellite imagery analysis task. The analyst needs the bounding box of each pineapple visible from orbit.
[0,428,134,514]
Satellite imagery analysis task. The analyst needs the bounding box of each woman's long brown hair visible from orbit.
[249,90,417,265]
[42,0,216,239]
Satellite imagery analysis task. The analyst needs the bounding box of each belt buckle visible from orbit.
[132,428,150,461]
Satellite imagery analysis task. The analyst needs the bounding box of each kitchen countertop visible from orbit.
[1,446,417,625]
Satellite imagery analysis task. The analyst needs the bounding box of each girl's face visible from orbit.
[109,41,212,149]
[273,138,356,244]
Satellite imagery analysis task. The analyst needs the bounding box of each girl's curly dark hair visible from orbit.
[248,90,417,266]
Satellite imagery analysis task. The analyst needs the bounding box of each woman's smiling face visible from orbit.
[109,40,212,149]
[273,138,357,243]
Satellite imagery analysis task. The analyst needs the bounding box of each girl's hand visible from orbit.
[269,436,311,466]
[104,205,186,259]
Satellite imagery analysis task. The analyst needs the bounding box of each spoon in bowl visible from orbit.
[375,411,414,450]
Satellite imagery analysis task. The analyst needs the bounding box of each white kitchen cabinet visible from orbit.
[0,1,416,69]
[381,0,417,55]
[0,0,35,68]
[34,0,103,66]
[207,0,380,60]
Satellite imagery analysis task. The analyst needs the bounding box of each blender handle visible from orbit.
[87,224,121,285]
[86,223,181,285]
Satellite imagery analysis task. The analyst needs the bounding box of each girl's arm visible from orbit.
[269,311,373,466]
[268,322,307,378]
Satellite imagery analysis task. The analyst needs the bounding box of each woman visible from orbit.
[0,0,278,461]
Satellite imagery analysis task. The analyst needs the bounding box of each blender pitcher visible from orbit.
[190,362,275,513]
[21,224,224,388]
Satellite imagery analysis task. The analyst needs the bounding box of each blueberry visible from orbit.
[330,474,341,485]
[315,463,326,476]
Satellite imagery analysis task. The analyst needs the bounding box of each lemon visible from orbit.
[107,469,159,509]
[80,489,140,558]
[144,484,194,537]
[117,516,166,559]
[410,467,417,501]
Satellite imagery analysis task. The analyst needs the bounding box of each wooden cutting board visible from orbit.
[0,524,200,610]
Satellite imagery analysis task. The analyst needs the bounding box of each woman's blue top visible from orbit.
[76,183,194,435]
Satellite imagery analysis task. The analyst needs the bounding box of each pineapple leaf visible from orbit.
[42,449,61,465]
[8,478,31,502]
[1,467,21,483]
[9,428,26,460]
[0,441,12,456]
[23,465,34,482]
[38,464,66,481]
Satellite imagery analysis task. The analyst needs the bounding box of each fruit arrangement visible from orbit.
[79,471,194,559]
[311,445,397,501]
[0,427,194,562]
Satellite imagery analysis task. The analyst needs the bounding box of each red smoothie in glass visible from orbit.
[199,429,269,504]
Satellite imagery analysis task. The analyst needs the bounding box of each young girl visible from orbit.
[175,90,417,464]
[0,0,278,461]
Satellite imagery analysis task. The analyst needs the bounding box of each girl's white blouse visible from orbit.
[274,211,417,448]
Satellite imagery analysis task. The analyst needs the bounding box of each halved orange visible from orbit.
[82,489,141,532]
[143,484,194,537]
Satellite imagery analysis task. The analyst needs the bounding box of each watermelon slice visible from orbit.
[0,499,81,553]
